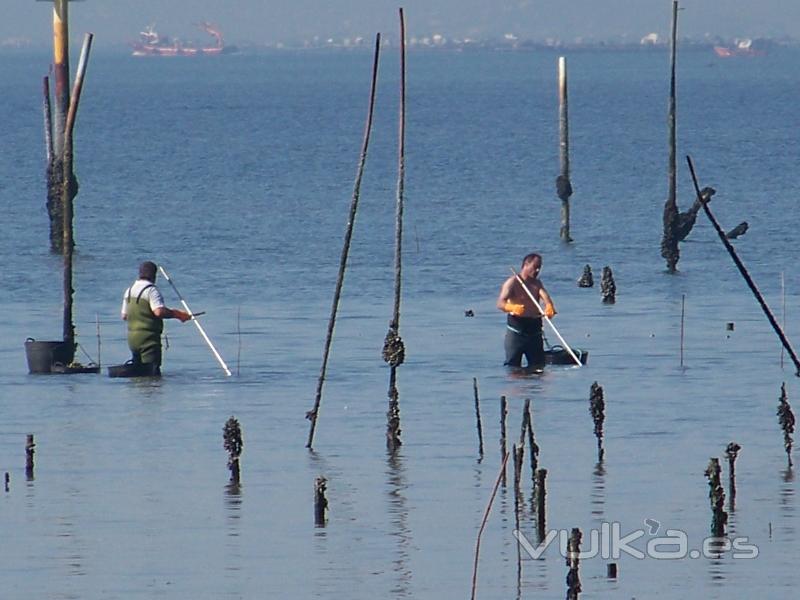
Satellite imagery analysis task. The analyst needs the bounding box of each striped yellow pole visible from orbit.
[52,0,70,158]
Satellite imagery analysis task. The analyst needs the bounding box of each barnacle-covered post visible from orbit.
[383,8,409,454]
[314,476,328,526]
[223,416,243,485]
[589,382,605,462]
[566,527,582,599]
[577,265,593,288]
[704,457,727,537]
[777,383,795,467]
[600,267,616,304]
[661,0,680,272]
[25,434,36,480]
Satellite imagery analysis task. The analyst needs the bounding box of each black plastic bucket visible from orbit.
[24,338,75,374]
[108,360,160,378]
[544,346,589,366]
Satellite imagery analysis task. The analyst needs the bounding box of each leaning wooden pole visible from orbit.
[306,34,382,449]
[61,32,93,348]
[661,0,680,272]
[557,56,573,242]
[384,9,407,453]
[686,156,800,376]
[42,76,54,164]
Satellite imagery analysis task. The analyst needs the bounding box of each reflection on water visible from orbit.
[591,461,606,522]
[780,467,795,538]
[385,452,412,598]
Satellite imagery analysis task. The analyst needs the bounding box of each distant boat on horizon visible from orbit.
[713,38,769,58]
[132,22,236,57]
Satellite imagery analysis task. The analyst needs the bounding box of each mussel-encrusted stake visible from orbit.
[577,265,593,288]
[314,476,328,526]
[589,382,605,462]
[600,266,616,304]
[704,457,727,537]
[223,416,243,484]
[777,383,795,467]
[566,527,582,599]
[25,434,36,480]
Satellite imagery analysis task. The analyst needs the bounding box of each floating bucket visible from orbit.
[24,338,75,374]
[107,360,160,378]
[544,345,588,366]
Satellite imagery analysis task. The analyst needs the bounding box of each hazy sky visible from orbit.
[4,1,799,46]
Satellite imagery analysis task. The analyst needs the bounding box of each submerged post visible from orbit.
[777,383,795,467]
[557,56,573,242]
[589,382,605,462]
[500,396,508,486]
[566,528,582,600]
[25,434,36,480]
[314,476,328,526]
[704,457,727,537]
[535,468,547,542]
[223,416,243,485]
[473,378,484,459]
[725,442,741,511]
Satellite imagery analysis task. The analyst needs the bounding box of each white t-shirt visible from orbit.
[121,279,166,318]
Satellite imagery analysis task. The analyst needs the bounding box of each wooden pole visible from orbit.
[52,0,70,159]
[45,0,72,252]
[314,476,328,526]
[306,34,382,449]
[687,156,800,376]
[566,528,582,600]
[535,468,547,542]
[43,76,54,164]
[661,0,680,272]
[557,56,572,242]
[385,9,407,454]
[781,271,786,368]
[725,442,741,511]
[470,450,510,600]
[500,396,508,486]
[680,293,685,367]
[25,434,36,480]
[473,378,484,459]
[61,32,93,349]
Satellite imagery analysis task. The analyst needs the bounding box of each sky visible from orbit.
[3,1,799,47]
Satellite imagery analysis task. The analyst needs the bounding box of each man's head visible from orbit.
[520,253,542,278]
[138,261,157,282]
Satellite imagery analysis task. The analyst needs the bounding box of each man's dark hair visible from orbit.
[138,261,157,282]
[521,253,541,268]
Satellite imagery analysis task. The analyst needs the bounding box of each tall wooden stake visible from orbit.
[45,0,73,253]
[500,396,508,486]
[61,32,93,349]
[661,0,680,272]
[680,293,685,367]
[473,377,484,459]
[305,34,382,449]
[557,56,573,242]
[385,8,407,454]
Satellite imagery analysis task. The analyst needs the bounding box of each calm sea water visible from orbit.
[2,45,799,599]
